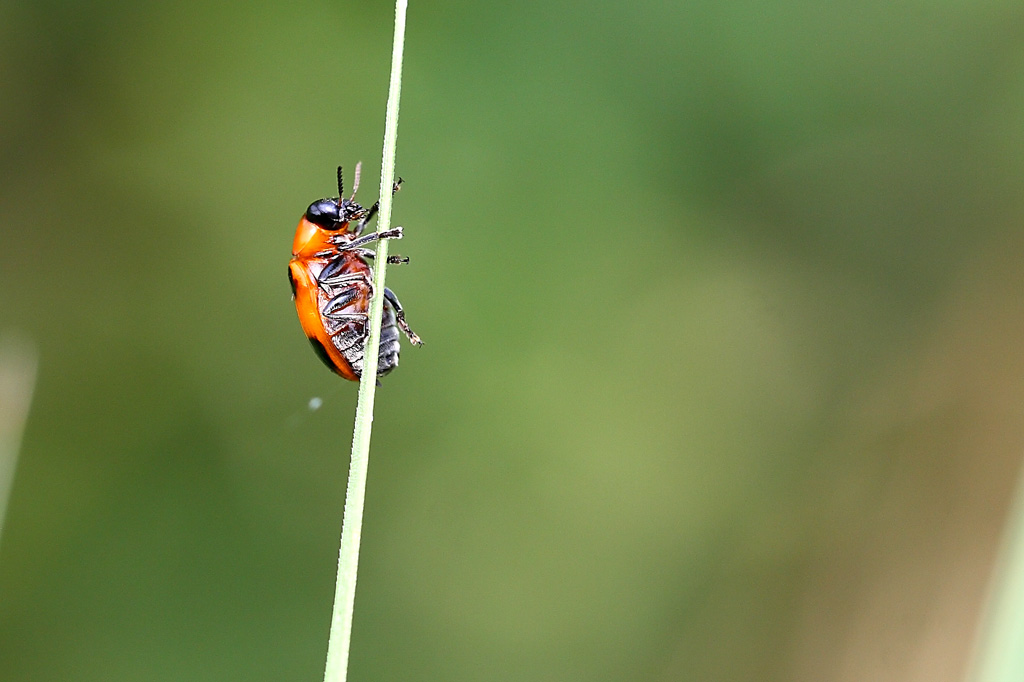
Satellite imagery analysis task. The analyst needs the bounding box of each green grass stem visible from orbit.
[0,333,38,551]
[965,460,1024,682]
[322,2,408,681]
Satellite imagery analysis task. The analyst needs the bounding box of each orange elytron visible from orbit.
[288,164,422,381]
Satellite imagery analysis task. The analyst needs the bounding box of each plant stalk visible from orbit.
[323,2,408,681]
[965,459,1024,682]
[0,333,38,551]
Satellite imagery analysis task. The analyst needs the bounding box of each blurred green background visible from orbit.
[3,1,1024,680]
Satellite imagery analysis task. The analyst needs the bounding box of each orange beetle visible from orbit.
[288,164,422,381]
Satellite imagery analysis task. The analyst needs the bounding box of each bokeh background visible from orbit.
[3,1,1024,680]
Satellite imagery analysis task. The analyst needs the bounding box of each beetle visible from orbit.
[288,163,422,381]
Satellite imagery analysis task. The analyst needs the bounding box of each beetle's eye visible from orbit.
[305,199,343,229]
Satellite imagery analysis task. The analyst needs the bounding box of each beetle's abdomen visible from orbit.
[376,305,402,376]
[340,304,401,378]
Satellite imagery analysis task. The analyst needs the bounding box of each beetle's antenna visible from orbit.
[351,161,362,200]
[336,166,344,200]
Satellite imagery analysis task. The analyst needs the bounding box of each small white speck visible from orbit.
[308,397,323,411]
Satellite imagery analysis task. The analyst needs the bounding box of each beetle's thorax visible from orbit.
[291,216,351,258]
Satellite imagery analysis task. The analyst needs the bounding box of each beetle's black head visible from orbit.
[305,164,367,231]
[305,197,366,231]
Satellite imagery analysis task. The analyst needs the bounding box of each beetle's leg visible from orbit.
[323,311,365,324]
[333,226,403,250]
[352,178,403,237]
[322,288,360,317]
[324,311,368,337]
[384,287,423,346]
[318,275,374,302]
[321,278,374,313]
[317,262,372,290]
[317,258,349,286]
[354,248,409,264]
